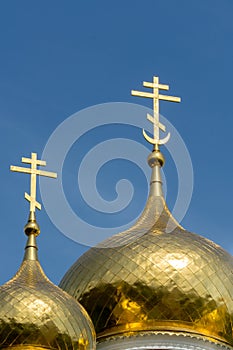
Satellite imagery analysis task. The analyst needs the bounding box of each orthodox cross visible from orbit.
[11,152,57,212]
[131,76,181,150]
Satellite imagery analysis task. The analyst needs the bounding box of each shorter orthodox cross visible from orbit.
[131,76,181,150]
[11,152,57,213]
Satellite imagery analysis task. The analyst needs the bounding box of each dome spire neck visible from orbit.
[148,149,165,198]
[23,211,39,261]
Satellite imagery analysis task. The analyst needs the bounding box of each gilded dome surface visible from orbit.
[60,158,233,347]
[0,226,96,350]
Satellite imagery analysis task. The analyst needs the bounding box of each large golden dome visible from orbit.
[60,151,233,348]
[0,213,96,350]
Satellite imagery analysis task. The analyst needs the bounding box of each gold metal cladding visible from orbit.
[60,192,233,346]
[10,152,57,213]
[131,76,181,149]
[61,222,233,346]
[0,259,96,349]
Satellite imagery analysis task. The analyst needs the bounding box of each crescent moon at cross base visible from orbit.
[142,129,171,145]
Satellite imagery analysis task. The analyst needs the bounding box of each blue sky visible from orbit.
[0,1,233,284]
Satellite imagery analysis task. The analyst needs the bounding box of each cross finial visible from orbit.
[10,152,57,213]
[131,76,181,150]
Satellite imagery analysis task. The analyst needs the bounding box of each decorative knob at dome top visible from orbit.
[24,211,40,236]
[147,150,165,168]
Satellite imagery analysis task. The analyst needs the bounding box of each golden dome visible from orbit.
[60,151,233,347]
[0,213,96,350]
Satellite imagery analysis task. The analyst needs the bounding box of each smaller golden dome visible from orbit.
[0,214,96,350]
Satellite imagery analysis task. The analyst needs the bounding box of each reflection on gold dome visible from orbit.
[166,253,190,269]
[60,150,233,347]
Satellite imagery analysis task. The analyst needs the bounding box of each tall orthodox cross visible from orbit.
[131,76,181,150]
[11,152,57,213]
